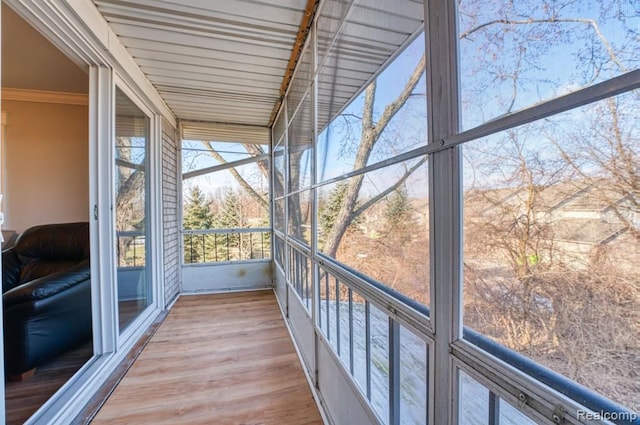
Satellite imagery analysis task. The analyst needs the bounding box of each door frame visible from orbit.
[0,1,169,423]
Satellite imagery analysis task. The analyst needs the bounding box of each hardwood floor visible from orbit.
[5,342,93,425]
[91,291,323,425]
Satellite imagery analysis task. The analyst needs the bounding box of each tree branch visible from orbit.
[352,156,427,219]
[322,55,428,257]
[372,55,426,141]
[460,18,626,72]
[201,141,269,210]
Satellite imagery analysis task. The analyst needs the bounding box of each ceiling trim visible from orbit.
[1,88,89,105]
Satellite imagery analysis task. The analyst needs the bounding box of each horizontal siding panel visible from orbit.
[127,44,289,69]
[109,24,293,59]
[150,76,280,97]
[95,0,304,29]
[142,67,282,90]
[136,59,284,82]
[181,121,269,144]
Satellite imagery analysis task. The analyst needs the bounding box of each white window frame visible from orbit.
[0,1,170,423]
[112,74,165,346]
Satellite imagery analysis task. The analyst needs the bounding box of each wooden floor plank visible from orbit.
[91,291,323,425]
[5,342,93,425]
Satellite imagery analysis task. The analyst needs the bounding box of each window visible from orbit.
[181,136,270,264]
[315,33,430,309]
[457,0,638,130]
[275,0,638,422]
[462,91,640,411]
[457,0,639,417]
[115,87,152,331]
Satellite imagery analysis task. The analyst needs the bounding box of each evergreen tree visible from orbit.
[214,188,249,259]
[319,182,362,247]
[183,185,214,229]
[182,185,214,262]
[384,187,414,244]
[217,188,247,228]
[384,187,412,229]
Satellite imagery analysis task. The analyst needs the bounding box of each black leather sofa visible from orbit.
[2,222,92,378]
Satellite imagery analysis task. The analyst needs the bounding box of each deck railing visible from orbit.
[280,245,640,425]
[182,228,271,264]
[116,230,146,267]
[315,258,428,425]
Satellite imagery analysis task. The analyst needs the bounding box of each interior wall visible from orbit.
[3,99,89,233]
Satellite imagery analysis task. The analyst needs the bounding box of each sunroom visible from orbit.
[0,0,638,424]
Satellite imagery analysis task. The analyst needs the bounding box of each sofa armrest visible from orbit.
[3,260,90,309]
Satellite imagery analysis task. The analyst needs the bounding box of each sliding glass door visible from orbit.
[114,87,152,332]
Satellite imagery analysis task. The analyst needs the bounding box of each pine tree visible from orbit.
[384,187,412,228]
[183,185,214,229]
[318,182,362,248]
[217,188,247,229]
[383,186,414,244]
[213,188,249,259]
[182,185,214,262]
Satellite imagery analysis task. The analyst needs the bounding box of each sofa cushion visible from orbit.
[15,222,90,263]
[14,222,90,285]
[3,260,91,309]
[19,260,80,285]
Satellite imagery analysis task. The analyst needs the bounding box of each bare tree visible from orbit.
[322,55,426,257]
[550,96,640,241]
[457,0,637,124]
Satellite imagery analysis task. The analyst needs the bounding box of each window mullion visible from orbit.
[424,0,462,424]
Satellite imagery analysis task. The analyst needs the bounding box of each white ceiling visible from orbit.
[3,0,424,136]
[93,0,309,127]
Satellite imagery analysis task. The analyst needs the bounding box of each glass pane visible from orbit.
[303,255,312,310]
[273,109,286,146]
[400,326,428,425]
[318,158,430,308]
[370,304,389,424]
[274,198,285,232]
[317,48,375,134]
[287,44,312,116]
[338,283,350,367]
[316,0,351,62]
[317,35,427,183]
[182,142,269,222]
[274,235,285,269]
[328,274,338,351]
[463,91,640,411]
[181,138,270,264]
[319,269,328,333]
[287,190,312,245]
[499,398,537,425]
[184,162,269,229]
[317,0,424,131]
[288,93,313,191]
[352,292,368,393]
[289,247,310,308]
[273,146,285,199]
[457,0,639,130]
[115,88,151,332]
[458,370,490,425]
[182,140,261,174]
